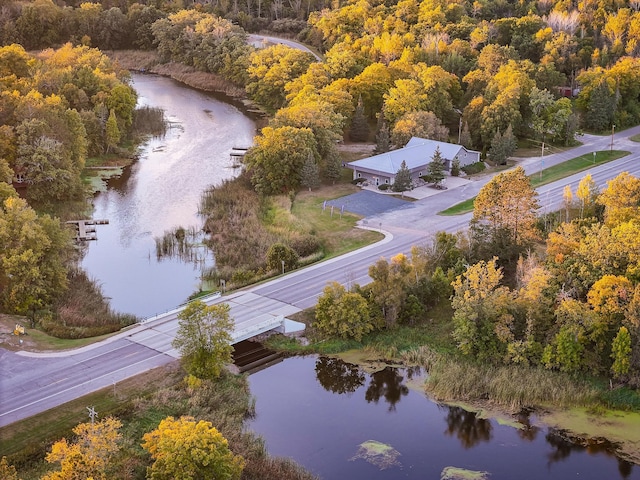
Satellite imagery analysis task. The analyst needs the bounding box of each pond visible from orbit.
[80,74,255,318]
[247,355,639,480]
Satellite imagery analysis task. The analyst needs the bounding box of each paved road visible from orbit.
[1,128,640,427]
[247,34,322,61]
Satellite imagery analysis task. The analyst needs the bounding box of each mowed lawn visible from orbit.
[440,150,629,215]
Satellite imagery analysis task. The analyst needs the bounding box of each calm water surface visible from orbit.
[80,74,255,317]
[247,355,640,480]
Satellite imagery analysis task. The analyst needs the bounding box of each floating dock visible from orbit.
[66,219,109,241]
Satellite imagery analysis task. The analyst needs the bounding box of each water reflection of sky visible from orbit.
[80,74,255,317]
[247,355,639,480]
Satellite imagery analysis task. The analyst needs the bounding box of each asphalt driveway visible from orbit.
[325,190,412,217]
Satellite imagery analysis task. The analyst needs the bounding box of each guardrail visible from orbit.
[140,291,222,324]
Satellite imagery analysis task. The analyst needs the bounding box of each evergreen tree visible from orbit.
[488,125,517,165]
[459,121,472,148]
[585,80,616,131]
[105,109,120,153]
[374,119,390,154]
[392,160,412,193]
[349,96,370,142]
[301,153,320,191]
[425,147,446,187]
[324,146,342,184]
[451,157,460,177]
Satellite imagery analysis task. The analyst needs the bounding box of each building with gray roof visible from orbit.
[346,137,480,187]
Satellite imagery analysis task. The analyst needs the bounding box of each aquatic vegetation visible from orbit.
[441,466,490,480]
[349,440,401,470]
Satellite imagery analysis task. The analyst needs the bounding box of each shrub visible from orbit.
[289,233,322,257]
[351,177,366,184]
[461,161,486,175]
[378,184,390,191]
[266,243,299,272]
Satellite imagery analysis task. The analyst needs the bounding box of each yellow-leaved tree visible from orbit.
[41,417,122,480]
[142,416,244,480]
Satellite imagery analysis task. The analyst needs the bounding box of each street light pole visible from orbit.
[611,124,615,151]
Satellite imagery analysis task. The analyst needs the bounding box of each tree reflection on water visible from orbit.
[314,359,410,410]
[545,428,636,478]
[442,406,492,449]
[365,367,409,411]
[315,357,365,394]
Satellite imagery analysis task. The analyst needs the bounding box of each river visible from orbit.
[82,74,639,480]
[248,355,640,480]
[80,73,255,318]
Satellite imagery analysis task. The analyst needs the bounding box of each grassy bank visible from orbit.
[440,150,629,215]
[199,173,382,289]
[2,362,317,480]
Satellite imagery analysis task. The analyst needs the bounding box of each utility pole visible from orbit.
[611,124,615,151]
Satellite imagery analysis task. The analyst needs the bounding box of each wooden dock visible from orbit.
[66,219,109,241]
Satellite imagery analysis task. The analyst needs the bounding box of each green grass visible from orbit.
[631,133,640,143]
[528,150,628,187]
[439,150,629,216]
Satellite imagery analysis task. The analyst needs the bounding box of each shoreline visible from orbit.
[106,50,269,127]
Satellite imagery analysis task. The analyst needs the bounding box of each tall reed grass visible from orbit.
[132,106,167,138]
[425,358,598,411]
[46,268,137,338]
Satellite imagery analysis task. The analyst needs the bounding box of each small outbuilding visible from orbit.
[346,137,480,187]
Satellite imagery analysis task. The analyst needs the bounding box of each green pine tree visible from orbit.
[349,96,370,142]
[426,147,446,187]
[392,160,412,193]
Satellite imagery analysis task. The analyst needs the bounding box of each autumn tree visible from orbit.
[0,457,20,480]
[451,258,513,361]
[42,417,122,480]
[0,196,70,324]
[391,111,449,147]
[368,254,414,327]
[575,173,600,219]
[142,416,244,480]
[315,281,375,341]
[172,300,234,379]
[598,172,640,226]
[244,126,318,195]
[246,44,315,112]
[471,166,539,261]
[611,326,632,379]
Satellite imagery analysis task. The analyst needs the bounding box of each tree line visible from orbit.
[316,168,640,383]
[0,43,137,330]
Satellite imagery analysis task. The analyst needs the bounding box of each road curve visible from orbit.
[1,127,640,427]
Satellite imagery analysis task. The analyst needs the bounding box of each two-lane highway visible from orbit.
[2,127,640,428]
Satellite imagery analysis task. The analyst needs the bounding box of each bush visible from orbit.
[268,19,308,34]
[378,184,390,191]
[266,243,299,272]
[351,177,366,185]
[289,233,322,257]
[461,161,486,175]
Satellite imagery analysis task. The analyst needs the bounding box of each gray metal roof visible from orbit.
[347,137,467,174]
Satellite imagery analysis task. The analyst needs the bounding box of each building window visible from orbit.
[385,179,389,184]
[358,173,361,178]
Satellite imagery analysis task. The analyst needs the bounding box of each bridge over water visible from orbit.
[127,290,305,358]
